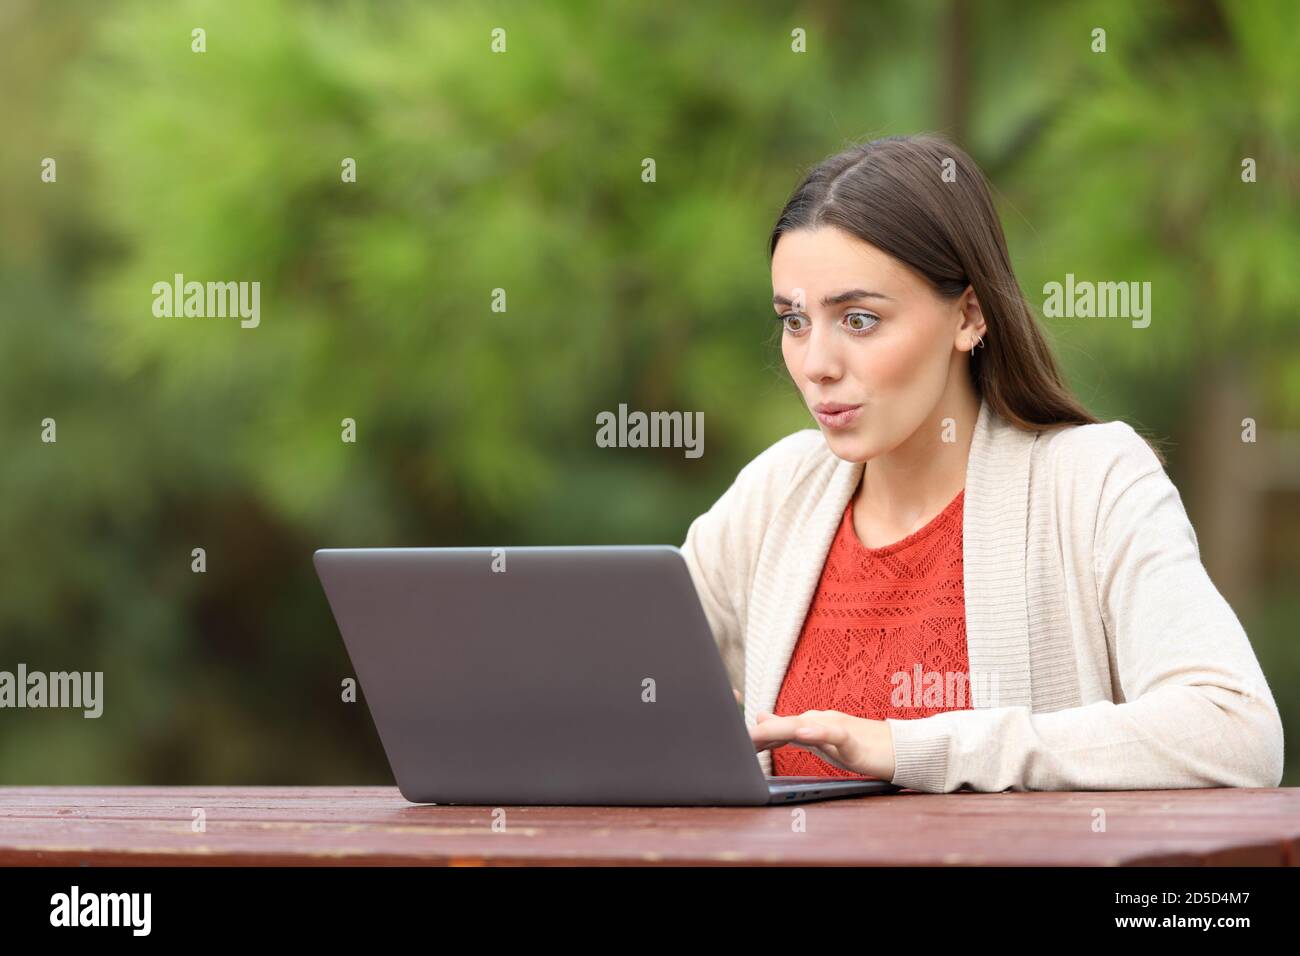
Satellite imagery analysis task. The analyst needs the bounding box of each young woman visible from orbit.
[681,134,1284,793]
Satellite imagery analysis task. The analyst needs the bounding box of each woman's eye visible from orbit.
[844,312,879,333]
[778,312,877,335]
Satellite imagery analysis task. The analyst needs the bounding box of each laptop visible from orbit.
[313,545,901,805]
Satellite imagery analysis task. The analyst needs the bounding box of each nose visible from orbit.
[798,319,843,385]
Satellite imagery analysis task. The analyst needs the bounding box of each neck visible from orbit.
[854,378,981,531]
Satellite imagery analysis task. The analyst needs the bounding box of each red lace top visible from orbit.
[771,487,971,778]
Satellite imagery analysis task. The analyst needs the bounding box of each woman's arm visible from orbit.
[885,432,1285,794]
[679,430,822,693]
[680,478,748,690]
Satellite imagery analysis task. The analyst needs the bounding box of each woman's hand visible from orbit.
[748,708,896,780]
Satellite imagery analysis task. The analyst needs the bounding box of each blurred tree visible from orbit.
[0,0,1294,785]
[996,0,1300,610]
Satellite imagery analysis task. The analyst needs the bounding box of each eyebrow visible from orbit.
[772,288,895,308]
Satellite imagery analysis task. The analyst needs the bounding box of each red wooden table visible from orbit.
[1,786,1297,866]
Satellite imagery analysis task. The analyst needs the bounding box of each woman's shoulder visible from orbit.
[1031,416,1171,516]
[701,428,842,522]
[733,427,839,490]
[1035,417,1164,472]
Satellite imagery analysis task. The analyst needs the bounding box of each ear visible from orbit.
[956,284,987,352]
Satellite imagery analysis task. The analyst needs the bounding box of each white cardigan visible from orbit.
[680,395,1285,792]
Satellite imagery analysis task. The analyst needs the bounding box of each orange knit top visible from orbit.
[771,487,971,778]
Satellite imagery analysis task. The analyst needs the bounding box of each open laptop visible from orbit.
[313,545,901,805]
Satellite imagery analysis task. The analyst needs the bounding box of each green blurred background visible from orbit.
[1,0,1297,784]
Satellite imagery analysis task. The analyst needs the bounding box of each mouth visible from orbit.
[812,402,863,429]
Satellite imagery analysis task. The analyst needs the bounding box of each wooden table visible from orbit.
[2,786,1297,866]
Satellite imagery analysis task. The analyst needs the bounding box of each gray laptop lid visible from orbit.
[314,546,773,805]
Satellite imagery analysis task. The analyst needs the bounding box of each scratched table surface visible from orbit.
[1,787,1297,866]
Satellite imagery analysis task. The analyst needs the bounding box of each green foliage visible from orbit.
[0,0,1296,783]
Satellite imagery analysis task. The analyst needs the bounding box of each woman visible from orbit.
[680,134,1284,793]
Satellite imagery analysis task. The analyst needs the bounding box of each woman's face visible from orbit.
[771,225,971,463]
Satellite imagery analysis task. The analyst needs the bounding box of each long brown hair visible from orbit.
[768,133,1166,466]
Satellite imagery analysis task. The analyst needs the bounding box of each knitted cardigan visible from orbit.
[679,395,1285,792]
